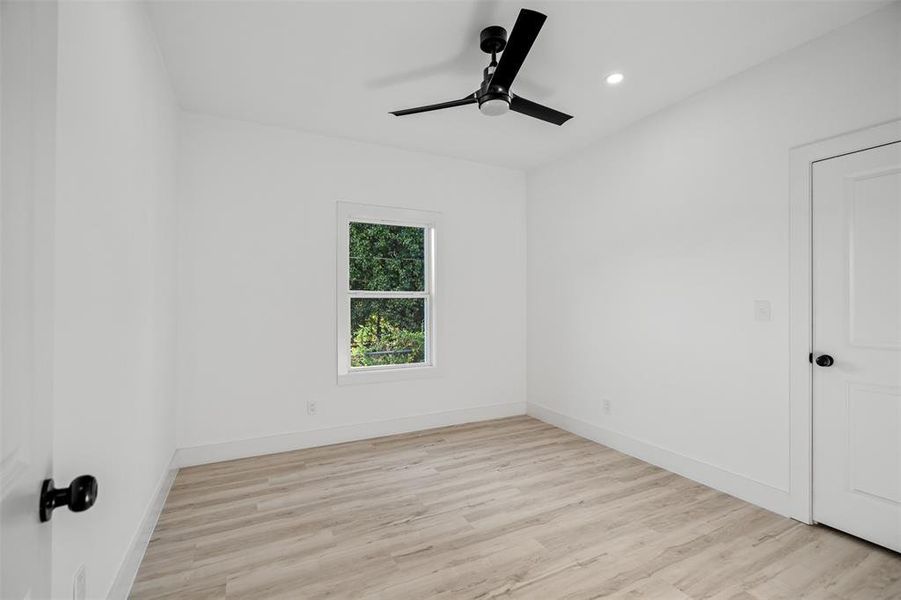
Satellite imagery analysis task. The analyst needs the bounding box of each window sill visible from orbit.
[337,364,441,386]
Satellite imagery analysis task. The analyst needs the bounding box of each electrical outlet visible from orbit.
[602,399,611,415]
[306,400,318,416]
[72,565,86,600]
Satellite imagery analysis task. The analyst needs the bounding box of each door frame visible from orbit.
[788,118,901,524]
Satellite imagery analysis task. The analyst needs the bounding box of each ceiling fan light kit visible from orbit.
[390,8,572,126]
[479,98,510,116]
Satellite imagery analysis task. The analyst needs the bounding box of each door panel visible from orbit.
[813,141,901,552]
[848,383,900,504]
[848,166,901,348]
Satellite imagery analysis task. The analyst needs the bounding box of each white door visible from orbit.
[813,140,901,552]
[0,2,59,598]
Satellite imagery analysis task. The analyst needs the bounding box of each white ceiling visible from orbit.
[146,0,886,169]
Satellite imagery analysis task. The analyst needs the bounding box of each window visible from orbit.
[337,202,439,383]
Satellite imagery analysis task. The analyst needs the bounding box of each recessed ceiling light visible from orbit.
[606,72,624,85]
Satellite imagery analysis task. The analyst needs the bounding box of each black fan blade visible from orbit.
[510,96,572,125]
[390,94,476,116]
[489,9,546,92]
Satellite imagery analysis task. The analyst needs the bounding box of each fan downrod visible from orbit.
[479,26,507,54]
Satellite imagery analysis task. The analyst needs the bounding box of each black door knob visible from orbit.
[815,354,835,367]
[39,475,98,522]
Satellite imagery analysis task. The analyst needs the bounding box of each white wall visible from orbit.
[175,113,527,457]
[526,3,901,516]
[52,2,178,598]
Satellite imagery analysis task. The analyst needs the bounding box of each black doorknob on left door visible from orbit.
[39,475,98,523]
[815,354,835,367]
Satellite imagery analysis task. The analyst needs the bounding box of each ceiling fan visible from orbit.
[389,8,572,126]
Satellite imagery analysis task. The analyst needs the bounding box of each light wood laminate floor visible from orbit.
[131,416,901,599]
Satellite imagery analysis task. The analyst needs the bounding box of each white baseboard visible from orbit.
[174,402,527,468]
[527,402,791,517]
[107,455,178,600]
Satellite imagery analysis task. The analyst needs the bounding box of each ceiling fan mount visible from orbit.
[479,25,507,55]
[390,9,572,126]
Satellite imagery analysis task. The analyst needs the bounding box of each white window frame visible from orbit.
[337,201,440,385]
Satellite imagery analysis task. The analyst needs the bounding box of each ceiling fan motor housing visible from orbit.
[477,86,511,115]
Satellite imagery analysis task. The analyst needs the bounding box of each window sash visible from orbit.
[348,222,431,295]
[349,221,428,293]
[348,296,431,371]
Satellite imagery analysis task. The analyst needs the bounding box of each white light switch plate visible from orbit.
[754,300,772,321]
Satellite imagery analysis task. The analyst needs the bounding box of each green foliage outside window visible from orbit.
[349,223,427,367]
[351,312,425,367]
[349,222,424,291]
